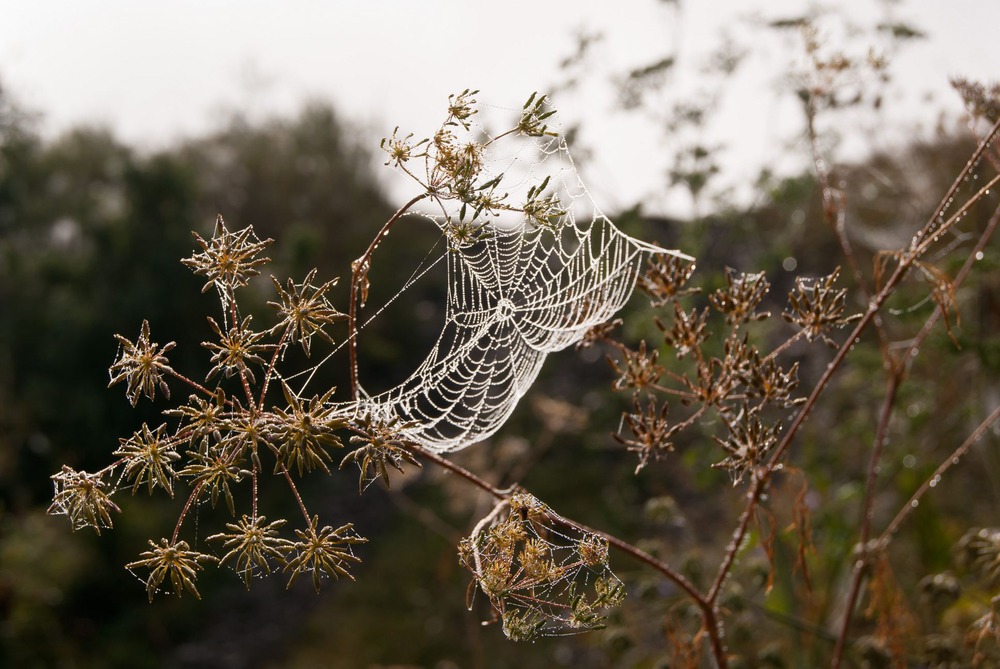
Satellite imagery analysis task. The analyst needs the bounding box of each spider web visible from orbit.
[341,133,689,453]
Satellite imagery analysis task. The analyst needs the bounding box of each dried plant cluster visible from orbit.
[46,72,1000,669]
[49,214,376,598]
[47,92,627,627]
[459,492,625,640]
[604,259,859,481]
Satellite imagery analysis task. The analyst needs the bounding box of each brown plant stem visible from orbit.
[280,463,312,525]
[402,443,508,499]
[924,117,1000,232]
[165,368,218,402]
[171,481,206,545]
[550,511,728,667]
[708,259,909,606]
[709,120,1000,611]
[831,373,901,668]
[879,403,1000,543]
[348,192,431,399]
[804,95,888,356]
[404,440,729,667]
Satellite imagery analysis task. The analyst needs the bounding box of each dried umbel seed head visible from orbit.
[957,528,1000,584]
[268,270,346,357]
[341,414,422,492]
[577,534,610,567]
[108,320,175,406]
[709,268,771,325]
[115,423,182,496]
[658,304,710,359]
[608,339,664,393]
[917,572,960,611]
[126,539,217,602]
[639,254,698,306]
[614,396,675,474]
[182,215,272,300]
[48,466,120,534]
[782,267,860,345]
[460,496,625,641]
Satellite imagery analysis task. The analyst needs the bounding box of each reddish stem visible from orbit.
[348,192,431,399]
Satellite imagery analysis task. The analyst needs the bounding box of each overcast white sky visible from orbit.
[1,0,997,215]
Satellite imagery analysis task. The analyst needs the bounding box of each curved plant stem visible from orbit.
[879,403,1000,543]
[709,121,1000,611]
[405,440,729,667]
[348,192,432,400]
[280,464,312,525]
[403,443,508,499]
[804,94,888,356]
[831,374,900,668]
[832,204,1000,666]
[171,481,206,544]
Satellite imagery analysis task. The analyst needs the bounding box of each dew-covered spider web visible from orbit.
[334,130,690,453]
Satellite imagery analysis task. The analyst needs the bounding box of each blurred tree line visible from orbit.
[2,57,999,667]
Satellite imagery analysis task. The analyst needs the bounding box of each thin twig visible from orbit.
[348,192,432,399]
[171,481,206,544]
[831,373,901,668]
[709,123,1000,608]
[880,403,1000,544]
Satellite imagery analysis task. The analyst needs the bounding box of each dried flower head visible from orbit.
[639,254,699,306]
[783,267,861,345]
[608,340,664,393]
[446,88,480,130]
[267,383,344,475]
[614,396,676,474]
[380,126,428,167]
[460,496,625,640]
[164,391,226,445]
[341,414,422,492]
[48,466,120,534]
[740,352,803,407]
[577,534,610,568]
[269,270,346,357]
[517,92,557,137]
[203,315,271,384]
[108,319,175,406]
[712,407,782,484]
[951,76,1000,124]
[126,538,217,602]
[709,268,771,325]
[522,175,566,230]
[284,515,367,592]
[114,422,181,496]
[658,304,710,358]
[958,528,1000,584]
[178,437,249,515]
[444,217,491,250]
[182,215,272,300]
[208,515,291,589]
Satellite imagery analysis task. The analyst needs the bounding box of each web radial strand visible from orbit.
[337,136,689,453]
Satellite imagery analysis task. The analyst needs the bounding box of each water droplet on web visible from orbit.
[929,475,940,488]
[910,500,919,508]
[976,251,984,261]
